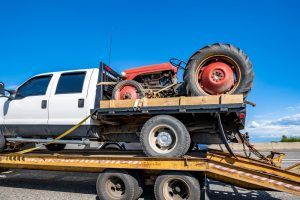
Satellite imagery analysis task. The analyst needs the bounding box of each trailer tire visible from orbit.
[129,171,144,200]
[140,115,191,158]
[96,169,139,200]
[0,132,5,152]
[45,143,66,151]
[184,43,253,98]
[154,171,201,200]
[112,80,144,100]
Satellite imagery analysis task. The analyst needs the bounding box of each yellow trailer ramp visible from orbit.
[0,149,299,197]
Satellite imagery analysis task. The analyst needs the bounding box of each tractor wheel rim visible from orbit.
[115,85,139,100]
[162,178,191,200]
[196,55,241,95]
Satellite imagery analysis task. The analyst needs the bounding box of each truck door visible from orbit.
[3,74,53,137]
[47,70,93,138]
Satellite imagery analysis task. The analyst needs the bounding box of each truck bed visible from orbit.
[97,94,245,116]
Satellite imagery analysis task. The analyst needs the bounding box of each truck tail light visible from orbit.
[239,113,246,120]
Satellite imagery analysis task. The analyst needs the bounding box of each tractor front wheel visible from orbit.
[112,80,144,100]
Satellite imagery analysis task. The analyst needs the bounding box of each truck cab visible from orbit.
[0,68,101,139]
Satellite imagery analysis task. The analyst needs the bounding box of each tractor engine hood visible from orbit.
[123,62,178,80]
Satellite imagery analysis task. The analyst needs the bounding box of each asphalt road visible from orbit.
[0,150,299,200]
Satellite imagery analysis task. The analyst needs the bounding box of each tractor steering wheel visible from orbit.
[169,58,187,70]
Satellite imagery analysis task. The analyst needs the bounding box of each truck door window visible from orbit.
[55,72,86,94]
[17,75,52,98]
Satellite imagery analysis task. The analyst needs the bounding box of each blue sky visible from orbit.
[0,0,300,141]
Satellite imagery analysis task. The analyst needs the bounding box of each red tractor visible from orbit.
[112,43,254,100]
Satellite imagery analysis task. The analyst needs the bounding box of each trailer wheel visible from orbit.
[129,171,144,200]
[154,171,201,200]
[0,132,5,152]
[140,115,191,158]
[184,43,253,98]
[45,143,66,151]
[96,169,140,200]
[112,80,144,100]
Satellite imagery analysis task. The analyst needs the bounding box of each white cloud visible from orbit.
[246,113,300,138]
[286,103,300,111]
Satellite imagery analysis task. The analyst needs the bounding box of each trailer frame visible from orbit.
[0,149,299,199]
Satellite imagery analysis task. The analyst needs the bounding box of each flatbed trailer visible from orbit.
[0,149,299,199]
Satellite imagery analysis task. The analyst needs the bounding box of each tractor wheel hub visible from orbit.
[199,62,235,94]
[116,85,139,100]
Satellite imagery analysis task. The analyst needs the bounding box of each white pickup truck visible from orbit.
[0,68,104,150]
[0,63,246,157]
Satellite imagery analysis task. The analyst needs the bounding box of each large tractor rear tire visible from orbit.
[184,43,253,98]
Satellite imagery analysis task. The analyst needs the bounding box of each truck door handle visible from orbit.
[41,100,47,109]
[78,98,84,108]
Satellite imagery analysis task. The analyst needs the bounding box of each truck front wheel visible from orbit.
[140,115,191,158]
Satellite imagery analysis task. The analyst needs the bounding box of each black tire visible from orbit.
[101,143,125,151]
[184,43,254,98]
[154,171,201,200]
[140,115,191,158]
[96,169,139,200]
[45,143,66,151]
[129,171,144,200]
[0,132,5,152]
[112,80,144,100]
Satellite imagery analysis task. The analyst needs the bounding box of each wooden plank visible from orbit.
[145,97,180,107]
[220,94,243,104]
[179,96,219,105]
[99,95,243,109]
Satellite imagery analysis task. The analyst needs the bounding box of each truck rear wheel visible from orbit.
[112,80,144,100]
[96,169,140,200]
[45,143,66,151]
[184,43,253,98]
[140,115,190,158]
[154,171,201,200]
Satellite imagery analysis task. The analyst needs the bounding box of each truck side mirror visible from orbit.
[0,82,4,96]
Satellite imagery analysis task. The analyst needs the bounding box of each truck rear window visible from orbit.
[56,72,86,94]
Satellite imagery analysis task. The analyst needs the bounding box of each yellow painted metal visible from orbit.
[287,163,300,175]
[207,149,300,182]
[0,150,299,196]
